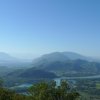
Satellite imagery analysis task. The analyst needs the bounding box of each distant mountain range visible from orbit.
[32,52,97,66]
[30,52,100,76]
[0,52,32,67]
[0,52,18,67]
[0,52,99,64]
[0,52,18,61]
[2,51,100,86]
[5,52,100,75]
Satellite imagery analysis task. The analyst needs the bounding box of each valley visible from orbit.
[0,52,100,99]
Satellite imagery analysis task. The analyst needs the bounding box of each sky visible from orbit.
[0,0,100,59]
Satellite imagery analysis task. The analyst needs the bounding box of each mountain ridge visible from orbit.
[32,52,94,66]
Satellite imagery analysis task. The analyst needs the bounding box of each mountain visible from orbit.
[33,52,69,65]
[7,68,57,79]
[32,52,92,66]
[4,52,100,86]
[7,59,100,83]
[4,59,100,86]
[62,52,89,60]
[6,52,100,77]
[18,69,57,79]
[0,52,18,61]
[32,59,100,76]
[0,66,18,77]
[4,69,57,86]
[30,52,100,76]
[0,52,32,67]
[0,52,19,66]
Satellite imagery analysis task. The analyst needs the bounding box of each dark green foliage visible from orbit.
[28,80,80,100]
[0,80,80,100]
[0,87,28,100]
[0,79,3,87]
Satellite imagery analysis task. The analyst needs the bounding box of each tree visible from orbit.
[0,80,80,100]
[28,80,80,100]
[0,79,3,87]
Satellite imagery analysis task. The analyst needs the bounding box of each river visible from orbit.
[13,74,100,88]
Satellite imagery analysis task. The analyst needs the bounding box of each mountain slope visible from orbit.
[0,52,32,68]
[32,59,100,76]
[0,52,18,61]
[62,52,89,60]
[7,68,57,79]
[30,52,100,76]
[0,66,16,77]
[4,69,57,86]
[4,52,100,86]
[19,69,57,79]
[33,52,69,66]
[33,52,92,66]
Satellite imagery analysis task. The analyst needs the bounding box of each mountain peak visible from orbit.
[62,52,87,60]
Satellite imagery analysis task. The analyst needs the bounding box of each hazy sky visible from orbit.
[0,0,100,58]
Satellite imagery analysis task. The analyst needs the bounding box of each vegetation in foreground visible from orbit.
[0,80,80,100]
